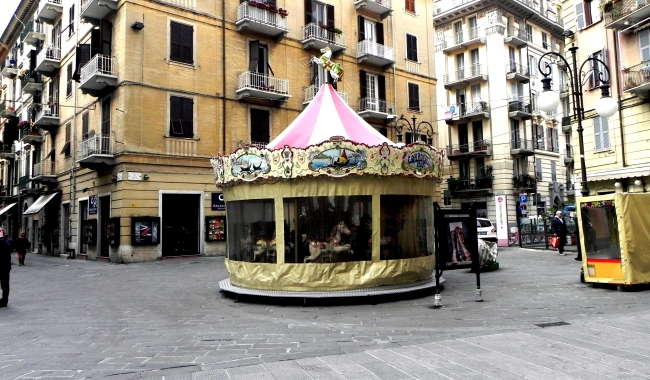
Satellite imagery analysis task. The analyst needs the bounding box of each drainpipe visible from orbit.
[221,0,227,153]
[612,29,626,167]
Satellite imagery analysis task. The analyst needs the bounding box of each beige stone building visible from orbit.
[0,0,437,262]
[433,0,571,242]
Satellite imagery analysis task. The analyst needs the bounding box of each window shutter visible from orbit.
[593,116,602,150]
[29,49,37,71]
[376,22,384,45]
[100,20,112,56]
[408,83,420,111]
[378,75,386,101]
[91,28,101,58]
[248,40,259,71]
[406,0,415,13]
[73,44,90,82]
[170,22,181,61]
[641,29,650,62]
[601,117,610,149]
[182,24,193,64]
[576,3,585,30]
[359,70,367,97]
[326,4,334,28]
[170,96,182,135]
[182,97,194,137]
[358,16,365,42]
[304,0,312,25]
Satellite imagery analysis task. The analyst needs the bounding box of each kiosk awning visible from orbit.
[23,193,58,215]
[0,202,17,217]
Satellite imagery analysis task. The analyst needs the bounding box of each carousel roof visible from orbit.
[266,84,396,149]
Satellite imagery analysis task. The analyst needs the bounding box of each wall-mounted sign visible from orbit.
[131,217,160,246]
[205,216,226,241]
[211,192,226,211]
[89,195,98,215]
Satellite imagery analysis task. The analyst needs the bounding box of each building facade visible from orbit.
[433,0,572,240]
[0,0,438,262]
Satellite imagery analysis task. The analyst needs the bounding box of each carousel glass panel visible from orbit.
[226,199,276,263]
[380,195,434,260]
[580,200,621,260]
[283,196,372,263]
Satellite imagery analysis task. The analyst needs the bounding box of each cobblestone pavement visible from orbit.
[1,247,650,379]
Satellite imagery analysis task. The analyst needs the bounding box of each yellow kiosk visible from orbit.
[578,193,650,287]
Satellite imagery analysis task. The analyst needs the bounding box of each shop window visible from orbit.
[380,195,433,260]
[283,196,372,263]
[226,199,276,263]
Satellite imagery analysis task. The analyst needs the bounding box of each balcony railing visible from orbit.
[79,134,112,159]
[236,2,288,34]
[19,125,40,140]
[237,71,289,95]
[0,100,16,118]
[304,84,348,104]
[449,177,494,193]
[622,61,650,92]
[33,160,55,177]
[238,141,268,149]
[80,54,115,83]
[405,59,420,74]
[302,23,346,48]
[358,97,395,114]
[435,0,563,26]
[447,139,492,156]
[508,98,534,114]
[506,62,530,77]
[463,101,490,117]
[511,138,535,151]
[357,40,395,61]
[604,0,650,27]
[38,46,61,62]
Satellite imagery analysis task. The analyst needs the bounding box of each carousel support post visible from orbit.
[433,202,443,308]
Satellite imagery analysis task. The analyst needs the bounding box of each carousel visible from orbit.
[211,73,445,299]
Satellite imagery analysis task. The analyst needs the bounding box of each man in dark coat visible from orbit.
[551,210,568,256]
[0,227,13,307]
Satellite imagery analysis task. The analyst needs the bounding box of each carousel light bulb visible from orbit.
[614,181,621,189]
[635,179,642,187]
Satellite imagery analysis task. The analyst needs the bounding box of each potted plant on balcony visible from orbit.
[476,165,493,188]
[446,176,459,192]
[278,8,288,16]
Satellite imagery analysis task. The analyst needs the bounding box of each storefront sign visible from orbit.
[211,192,225,211]
[494,195,509,246]
[89,196,98,215]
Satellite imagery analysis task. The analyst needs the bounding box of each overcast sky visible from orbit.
[1,0,24,41]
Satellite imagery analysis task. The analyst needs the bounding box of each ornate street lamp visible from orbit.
[537,46,618,197]
[391,114,435,145]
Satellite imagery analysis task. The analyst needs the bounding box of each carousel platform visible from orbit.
[219,276,445,302]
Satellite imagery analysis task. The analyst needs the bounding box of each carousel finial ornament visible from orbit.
[310,47,344,82]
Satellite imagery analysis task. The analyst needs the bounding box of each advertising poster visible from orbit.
[494,195,509,246]
[206,216,226,241]
[132,217,160,246]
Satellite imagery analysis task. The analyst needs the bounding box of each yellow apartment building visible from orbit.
[0,0,437,263]
[433,0,571,245]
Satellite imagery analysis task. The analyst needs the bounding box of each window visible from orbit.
[405,0,415,13]
[61,123,71,157]
[475,157,485,177]
[68,4,75,37]
[589,50,605,89]
[250,108,270,144]
[305,1,334,28]
[576,0,602,30]
[169,95,194,138]
[526,24,533,42]
[594,116,610,151]
[459,159,470,179]
[406,34,418,61]
[542,32,548,49]
[534,124,545,149]
[248,40,269,82]
[529,55,538,77]
[101,97,111,153]
[66,63,73,98]
[551,161,557,182]
[546,126,557,152]
[640,29,650,62]
[82,111,89,139]
[407,82,420,112]
[170,21,193,65]
[536,158,543,180]
[358,16,384,46]
[454,21,463,44]
[360,71,387,112]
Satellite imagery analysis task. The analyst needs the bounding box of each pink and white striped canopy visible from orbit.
[266,84,396,150]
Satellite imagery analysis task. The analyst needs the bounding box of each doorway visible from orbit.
[79,200,88,254]
[99,196,110,257]
[162,193,200,257]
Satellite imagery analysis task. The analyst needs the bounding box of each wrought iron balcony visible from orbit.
[236,71,290,103]
[622,61,650,96]
[462,101,490,119]
[21,74,43,95]
[38,0,63,24]
[356,40,394,67]
[21,21,45,46]
[512,173,537,192]
[236,2,289,41]
[33,103,60,131]
[604,0,650,29]
[561,116,571,132]
[354,0,392,17]
[357,97,395,119]
[504,26,529,47]
[304,84,347,105]
[79,54,117,94]
[506,61,530,83]
[19,125,43,145]
[302,23,346,54]
[32,160,57,184]
[447,139,492,160]
[1,63,18,78]
[36,46,61,75]
[564,144,574,164]
[444,64,488,89]
[510,138,535,156]
[508,98,534,119]
[0,100,16,118]
[559,82,569,98]
[77,133,115,168]
[80,0,118,22]
[448,177,493,195]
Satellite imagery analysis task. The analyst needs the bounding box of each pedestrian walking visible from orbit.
[551,210,568,256]
[0,227,14,308]
[14,232,30,266]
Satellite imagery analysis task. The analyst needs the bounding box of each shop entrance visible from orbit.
[99,196,110,257]
[162,194,200,257]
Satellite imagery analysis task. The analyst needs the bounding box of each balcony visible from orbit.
[77,134,115,168]
[79,54,118,95]
[512,174,537,193]
[404,59,420,74]
[434,0,564,35]
[21,74,44,95]
[508,98,534,119]
[0,144,15,160]
[32,160,57,184]
[448,177,493,196]
[236,71,290,104]
[564,144,574,165]
[19,125,43,145]
[304,84,348,105]
[604,0,650,29]
[510,138,535,156]
[80,0,118,22]
[444,64,488,89]
[462,101,490,119]
[561,116,571,132]
[358,98,395,120]
[559,83,569,98]
[504,26,529,47]
[38,0,63,24]
[354,0,392,17]
[356,40,395,67]
[447,139,492,160]
[302,23,346,54]
[506,62,530,83]
[33,104,60,131]
[623,61,650,96]
[0,100,17,118]
[22,22,45,47]
[236,2,289,41]
[36,46,61,76]
[1,64,19,79]
[441,27,486,54]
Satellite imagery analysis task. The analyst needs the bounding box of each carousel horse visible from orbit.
[310,47,344,82]
[304,221,353,263]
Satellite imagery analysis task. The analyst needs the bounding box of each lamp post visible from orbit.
[391,114,435,145]
[537,46,618,197]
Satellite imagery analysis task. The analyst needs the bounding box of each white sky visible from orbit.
[1,0,24,41]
